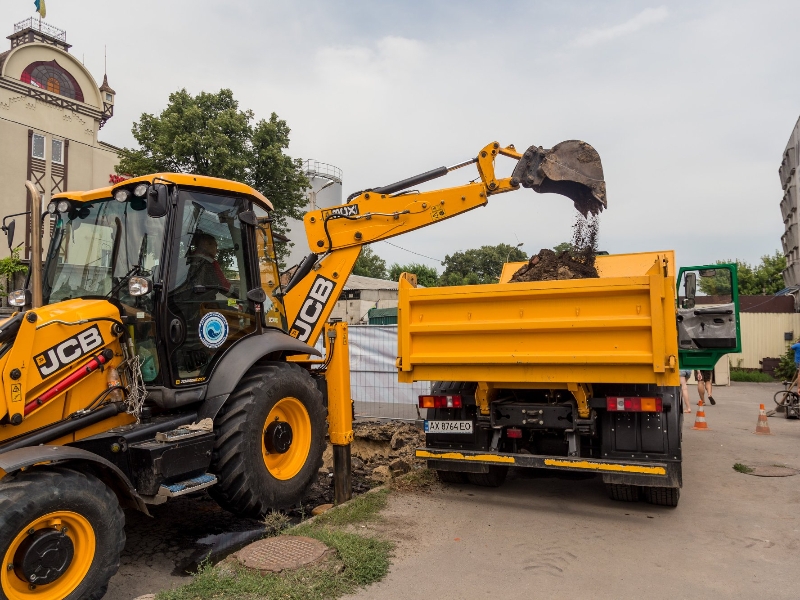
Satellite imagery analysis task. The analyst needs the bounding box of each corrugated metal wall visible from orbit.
[727,313,800,368]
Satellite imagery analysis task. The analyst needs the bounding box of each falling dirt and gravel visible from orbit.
[510,214,601,283]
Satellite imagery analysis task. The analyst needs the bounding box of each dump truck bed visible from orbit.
[397,251,679,387]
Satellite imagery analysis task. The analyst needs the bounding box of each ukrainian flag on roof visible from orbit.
[34,0,46,18]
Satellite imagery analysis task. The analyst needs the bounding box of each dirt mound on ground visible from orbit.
[509,214,600,282]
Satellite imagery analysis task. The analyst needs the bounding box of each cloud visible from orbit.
[572,6,669,48]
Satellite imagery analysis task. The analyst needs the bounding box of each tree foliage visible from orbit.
[353,246,388,279]
[389,262,439,287]
[439,244,528,286]
[698,251,787,296]
[116,88,309,264]
[553,242,573,253]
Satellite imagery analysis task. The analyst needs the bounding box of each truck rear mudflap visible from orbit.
[417,447,681,488]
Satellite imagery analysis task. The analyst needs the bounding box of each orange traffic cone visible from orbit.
[754,403,772,435]
[692,399,710,430]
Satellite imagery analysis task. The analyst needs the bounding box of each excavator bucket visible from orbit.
[511,140,606,216]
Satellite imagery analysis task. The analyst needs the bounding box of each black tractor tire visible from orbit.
[436,470,469,484]
[605,483,641,502]
[467,466,508,488]
[0,467,125,600]
[644,486,680,507]
[209,361,327,518]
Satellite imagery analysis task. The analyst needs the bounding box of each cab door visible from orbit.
[676,263,741,371]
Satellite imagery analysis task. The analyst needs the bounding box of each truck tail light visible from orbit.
[506,427,523,439]
[419,395,463,409]
[606,397,663,412]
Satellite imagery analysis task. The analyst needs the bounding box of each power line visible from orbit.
[377,240,444,264]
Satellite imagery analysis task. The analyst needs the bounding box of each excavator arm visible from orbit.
[283,140,606,346]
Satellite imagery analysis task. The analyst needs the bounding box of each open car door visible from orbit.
[676,263,741,371]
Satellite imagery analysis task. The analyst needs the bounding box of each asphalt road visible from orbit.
[346,382,800,600]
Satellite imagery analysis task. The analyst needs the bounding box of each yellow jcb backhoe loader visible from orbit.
[0,140,603,600]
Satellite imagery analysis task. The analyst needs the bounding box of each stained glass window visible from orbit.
[52,139,63,164]
[21,60,84,102]
[32,134,45,160]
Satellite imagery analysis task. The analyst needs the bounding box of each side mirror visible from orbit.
[247,288,268,304]
[147,184,169,218]
[5,219,15,250]
[684,272,697,309]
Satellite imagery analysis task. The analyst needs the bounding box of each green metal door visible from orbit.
[676,263,741,371]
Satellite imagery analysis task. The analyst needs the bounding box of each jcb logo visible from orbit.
[289,275,335,342]
[34,325,104,378]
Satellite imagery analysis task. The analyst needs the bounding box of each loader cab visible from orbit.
[676,263,741,371]
[41,175,287,391]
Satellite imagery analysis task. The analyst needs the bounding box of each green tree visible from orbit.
[388,262,439,287]
[553,242,573,253]
[699,252,787,296]
[116,88,309,264]
[353,246,388,279]
[439,244,528,286]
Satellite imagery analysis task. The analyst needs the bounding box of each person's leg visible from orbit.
[697,375,706,403]
[706,381,714,405]
[680,375,691,413]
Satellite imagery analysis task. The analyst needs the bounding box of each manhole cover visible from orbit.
[747,466,799,477]
[236,536,330,572]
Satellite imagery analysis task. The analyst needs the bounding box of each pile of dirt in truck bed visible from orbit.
[509,213,600,282]
[297,420,424,514]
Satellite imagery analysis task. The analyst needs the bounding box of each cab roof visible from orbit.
[52,173,273,210]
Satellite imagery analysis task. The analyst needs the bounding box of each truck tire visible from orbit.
[209,361,326,518]
[0,467,125,600]
[467,466,508,487]
[436,470,468,484]
[605,483,640,502]
[644,486,680,507]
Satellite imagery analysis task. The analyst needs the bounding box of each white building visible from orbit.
[780,117,800,287]
[329,274,399,325]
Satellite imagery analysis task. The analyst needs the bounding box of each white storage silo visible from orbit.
[283,160,343,269]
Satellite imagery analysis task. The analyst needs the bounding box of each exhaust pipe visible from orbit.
[24,181,43,308]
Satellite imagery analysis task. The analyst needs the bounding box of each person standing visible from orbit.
[791,339,800,373]
[696,369,715,405]
[680,369,692,413]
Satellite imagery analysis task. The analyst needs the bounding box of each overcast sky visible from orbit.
[6,0,798,271]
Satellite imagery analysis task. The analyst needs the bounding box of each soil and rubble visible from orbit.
[298,420,424,514]
[510,214,601,283]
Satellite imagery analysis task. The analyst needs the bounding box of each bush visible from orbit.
[774,346,797,382]
[0,248,27,294]
[729,369,774,383]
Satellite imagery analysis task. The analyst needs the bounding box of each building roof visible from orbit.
[99,73,115,94]
[344,274,399,291]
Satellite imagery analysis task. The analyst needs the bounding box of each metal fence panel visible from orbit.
[317,325,428,420]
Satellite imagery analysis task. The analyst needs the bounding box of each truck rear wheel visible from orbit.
[605,483,640,502]
[209,361,326,518]
[644,486,680,507]
[436,470,468,484]
[0,467,124,600]
[467,467,508,487]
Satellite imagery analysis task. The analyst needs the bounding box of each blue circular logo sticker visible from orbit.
[199,312,229,349]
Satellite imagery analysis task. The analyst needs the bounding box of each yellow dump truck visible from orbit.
[400,252,741,506]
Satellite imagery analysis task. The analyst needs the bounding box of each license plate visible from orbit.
[424,420,473,434]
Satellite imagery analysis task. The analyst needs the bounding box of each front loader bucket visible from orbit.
[511,140,606,216]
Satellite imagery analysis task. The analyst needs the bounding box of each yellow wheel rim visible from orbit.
[262,397,312,480]
[1,511,95,600]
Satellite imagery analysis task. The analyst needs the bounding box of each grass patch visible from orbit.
[157,491,392,600]
[390,467,438,492]
[733,463,754,474]
[730,368,774,383]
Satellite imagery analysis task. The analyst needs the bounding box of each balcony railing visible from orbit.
[303,160,342,184]
[13,18,66,42]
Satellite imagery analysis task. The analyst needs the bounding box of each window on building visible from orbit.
[52,139,63,164]
[21,60,84,102]
[105,93,113,102]
[32,134,45,160]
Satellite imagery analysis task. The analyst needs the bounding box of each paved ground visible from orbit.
[347,382,800,600]
[109,382,800,599]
